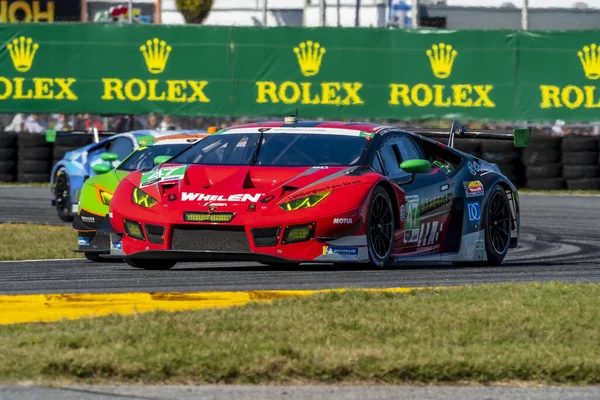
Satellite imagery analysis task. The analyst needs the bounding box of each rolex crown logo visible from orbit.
[7,36,39,73]
[293,40,326,77]
[578,43,600,80]
[426,43,457,79]
[140,38,172,74]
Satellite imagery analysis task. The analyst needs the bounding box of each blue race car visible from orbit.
[50,129,204,222]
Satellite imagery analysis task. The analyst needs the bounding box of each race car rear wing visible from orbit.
[411,120,529,149]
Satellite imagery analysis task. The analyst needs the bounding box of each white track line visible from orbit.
[0,258,84,264]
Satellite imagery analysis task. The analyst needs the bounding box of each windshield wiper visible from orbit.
[250,131,266,166]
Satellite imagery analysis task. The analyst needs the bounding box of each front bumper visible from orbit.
[75,230,110,254]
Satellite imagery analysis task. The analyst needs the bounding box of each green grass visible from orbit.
[0,182,50,187]
[2,283,600,385]
[0,223,82,260]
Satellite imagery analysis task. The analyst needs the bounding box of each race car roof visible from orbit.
[221,121,397,137]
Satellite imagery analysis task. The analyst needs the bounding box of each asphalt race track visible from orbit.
[2,187,600,399]
[0,187,599,295]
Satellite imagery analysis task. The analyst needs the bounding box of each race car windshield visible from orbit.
[170,133,368,166]
[117,144,190,171]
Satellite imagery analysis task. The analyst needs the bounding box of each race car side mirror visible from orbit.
[400,159,431,174]
[93,164,112,175]
[100,152,119,162]
[154,155,171,166]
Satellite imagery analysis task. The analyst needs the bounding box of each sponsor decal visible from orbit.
[255,40,364,107]
[464,180,484,197]
[404,195,420,243]
[322,246,359,255]
[102,38,210,104]
[333,217,353,224]
[400,204,406,221]
[182,192,263,202]
[203,202,227,207]
[475,239,484,250]
[417,221,443,247]
[140,165,187,187]
[540,44,600,110]
[78,237,90,246]
[440,183,450,192]
[467,201,481,224]
[359,131,374,140]
[111,240,123,250]
[81,215,95,223]
[467,160,495,176]
[2,35,78,102]
[389,43,495,110]
[421,193,453,215]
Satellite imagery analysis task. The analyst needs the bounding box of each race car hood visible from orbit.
[126,163,372,216]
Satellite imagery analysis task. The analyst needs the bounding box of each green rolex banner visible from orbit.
[0,24,597,122]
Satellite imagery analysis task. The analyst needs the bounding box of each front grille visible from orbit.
[183,211,235,223]
[251,226,281,247]
[145,224,165,244]
[171,226,250,252]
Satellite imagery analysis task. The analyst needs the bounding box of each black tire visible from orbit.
[0,148,16,161]
[52,145,80,162]
[0,161,16,174]
[563,165,600,180]
[0,173,15,182]
[18,146,51,161]
[481,151,520,164]
[55,134,95,148]
[527,135,562,150]
[17,173,49,183]
[54,168,73,222]
[566,178,600,190]
[526,164,562,180]
[483,185,512,266]
[562,152,598,166]
[18,160,50,174]
[481,140,515,153]
[0,132,17,148]
[366,186,394,268]
[561,136,599,153]
[526,178,565,190]
[18,133,48,148]
[126,259,177,270]
[453,138,481,155]
[522,149,561,166]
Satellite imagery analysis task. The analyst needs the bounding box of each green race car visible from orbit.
[73,132,210,262]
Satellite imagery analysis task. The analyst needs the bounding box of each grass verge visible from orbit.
[2,282,600,384]
[0,182,50,187]
[0,223,82,260]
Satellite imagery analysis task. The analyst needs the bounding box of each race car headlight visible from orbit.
[99,190,113,205]
[132,187,158,208]
[279,191,332,211]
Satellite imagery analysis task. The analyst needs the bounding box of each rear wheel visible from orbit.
[484,185,512,266]
[126,259,177,270]
[366,186,394,268]
[54,169,73,222]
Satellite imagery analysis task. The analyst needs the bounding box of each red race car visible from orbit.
[108,116,528,269]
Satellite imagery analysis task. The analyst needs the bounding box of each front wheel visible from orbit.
[54,169,73,222]
[483,185,512,266]
[366,186,395,268]
[126,259,177,270]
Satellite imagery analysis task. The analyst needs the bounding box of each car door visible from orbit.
[378,134,452,255]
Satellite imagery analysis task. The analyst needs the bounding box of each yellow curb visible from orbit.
[0,287,421,325]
